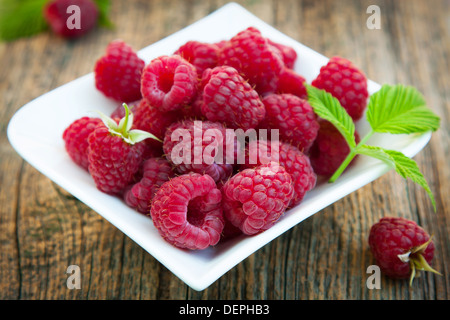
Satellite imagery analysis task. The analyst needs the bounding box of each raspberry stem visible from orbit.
[96,103,161,145]
[396,236,442,286]
[329,129,374,182]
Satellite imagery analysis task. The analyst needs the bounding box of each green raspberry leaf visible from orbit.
[366,84,440,134]
[92,0,114,28]
[127,129,161,144]
[96,110,120,134]
[306,84,357,148]
[117,103,134,134]
[357,145,436,211]
[0,0,49,41]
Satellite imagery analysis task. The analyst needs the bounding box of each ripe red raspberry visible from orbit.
[174,41,220,75]
[111,101,165,158]
[214,40,229,50]
[221,218,243,241]
[369,217,440,284]
[124,157,175,214]
[132,99,180,149]
[267,39,297,69]
[260,93,319,152]
[88,126,146,194]
[200,66,266,130]
[150,173,224,250]
[62,117,102,170]
[87,104,157,194]
[241,140,316,207]
[222,162,294,235]
[312,56,369,121]
[110,100,140,119]
[309,120,360,177]
[141,55,198,112]
[179,94,206,120]
[94,40,145,103]
[219,27,284,95]
[163,119,235,183]
[276,68,308,99]
[43,0,99,38]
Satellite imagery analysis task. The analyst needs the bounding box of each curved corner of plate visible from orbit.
[403,131,433,159]
[5,106,23,153]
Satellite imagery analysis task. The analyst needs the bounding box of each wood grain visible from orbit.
[0,0,448,300]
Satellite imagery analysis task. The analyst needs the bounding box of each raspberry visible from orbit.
[133,99,180,141]
[150,173,224,250]
[222,162,294,235]
[87,104,157,194]
[141,55,198,112]
[241,140,316,207]
[260,93,319,152]
[62,117,102,170]
[200,66,266,130]
[179,94,206,120]
[368,217,440,284]
[219,27,284,95]
[163,119,235,183]
[110,100,140,119]
[174,41,220,75]
[88,126,146,194]
[110,100,164,160]
[309,120,360,177]
[43,0,99,38]
[267,39,297,69]
[129,99,182,157]
[94,40,145,103]
[124,157,175,214]
[276,68,308,99]
[221,218,243,241]
[214,40,229,50]
[312,56,369,121]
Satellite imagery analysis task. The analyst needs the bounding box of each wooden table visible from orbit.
[1,0,448,300]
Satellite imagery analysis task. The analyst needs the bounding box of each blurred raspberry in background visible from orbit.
[0,0,112,41]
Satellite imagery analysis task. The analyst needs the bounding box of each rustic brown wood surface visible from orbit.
[0,0,449,300]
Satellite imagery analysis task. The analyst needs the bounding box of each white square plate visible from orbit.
[7,2,431,291]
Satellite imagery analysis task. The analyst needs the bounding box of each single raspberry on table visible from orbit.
[62,116,102,170]
[141,55,198,112]
[221,162,294,235]
[241,140,316,207]
[259,93,319,152]
[163,119,236,183]
[94,40,145,103]
[43,0,99,38]
[200,66,266,130]
[150,173,224,250]
[219,27,284,95]
[312,56,369,121]
[123,157,175,214]
[174,40,220,75]
[368,216,441,284]
[309,119,360,177]
[87,104,158,195]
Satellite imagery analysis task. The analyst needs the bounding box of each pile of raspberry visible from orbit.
[62,27,368,250]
